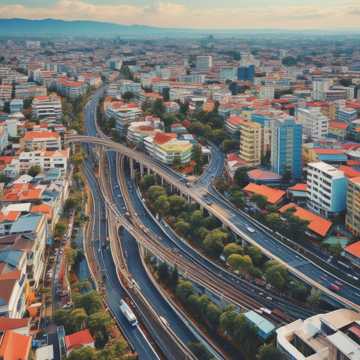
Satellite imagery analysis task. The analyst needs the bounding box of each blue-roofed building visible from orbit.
[237,65,255,82]
[244,310,276,340]
[0,250,24,269]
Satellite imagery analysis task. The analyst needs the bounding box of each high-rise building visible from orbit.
[237,64,255,82]
[307,162,347,217]
[195,56,213,73]
[312,78,332,100]
[296,107,329,141]
[271,117,302,179]
[345,176,360,236]
[239,120,263,166]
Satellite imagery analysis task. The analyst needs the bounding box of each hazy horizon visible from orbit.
[0,0,360,30]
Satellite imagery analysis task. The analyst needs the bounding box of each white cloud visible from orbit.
[0,0,359,29]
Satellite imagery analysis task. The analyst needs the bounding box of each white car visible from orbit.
[246,226,256,233]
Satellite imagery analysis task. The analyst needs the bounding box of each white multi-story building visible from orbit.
[0,125,8,153]
[31,94,62,121]
[297,107,329,141]
[312,78,332,101]
[276,309,360,360]
[18,149,69,175]
[196,55,213,73]
[307,162,347,217]
[105,101,143,135]
[15,83,47,100]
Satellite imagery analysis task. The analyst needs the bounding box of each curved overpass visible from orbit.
[67,134,360,312]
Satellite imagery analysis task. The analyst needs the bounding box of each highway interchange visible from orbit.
[76,88,360,358]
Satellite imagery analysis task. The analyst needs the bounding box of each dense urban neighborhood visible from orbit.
[0,21,360,360]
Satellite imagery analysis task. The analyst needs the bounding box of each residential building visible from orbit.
[31,94,62,121]
[336,107,358,123]
[65,329,95,356]
[18,149,69,176]
[328,121,348,140]
[144,132,193,165]
[127,120,162,145]
[279,203,332,238]
[239,119,263,166]
[9,99,23,114]
[306,162,347,217]
[276,309,360,360]
[219,67,237,82]
[271,117,302,179]
[21,131,61,151]
[224,153,248,181]
[57,78,87,98]
[196,56,213,72]
[15,83,47,100]
[259,85,275,100]
[312,78,331,101]
[243,183,286,206]
[0,125,8,153]
[0,330,32,359]
[0,85,12,101]
[296,107,329,141]
[344,240,360,268]
[345,176,360,236]
[225,115,245,137]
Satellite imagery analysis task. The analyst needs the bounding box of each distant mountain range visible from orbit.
[0,18,203,38]
[0,18,358,39]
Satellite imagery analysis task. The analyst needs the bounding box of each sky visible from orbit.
[0,0,360,29]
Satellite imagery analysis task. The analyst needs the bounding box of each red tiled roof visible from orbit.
[153,132,176,145]
[0,330,32,360]
[339,165,360,179]
[31,204,53,220]
[345,240,360,259]
[329,121,348,130]
[2,184,43,202]
[247,169,282,181]
[313,148,346,155]
[0,318,30,331]
[288,183,308,192]
[65,329,94,352]
[243,183,286,204]
[227,115,246,126]
[23,131,60,141]
[0,211,21,223]
[279,203,332,237]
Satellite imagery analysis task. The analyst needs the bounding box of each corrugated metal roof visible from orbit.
[244,310,275,335]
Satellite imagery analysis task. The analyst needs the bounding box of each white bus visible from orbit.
[120,299,138,326]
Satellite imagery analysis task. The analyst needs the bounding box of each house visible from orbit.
[224,153,248,181]
[0,330,32,360]
[21,131,61,151]
[344,241,360,269]
[287,183,308,204]
[31,94,62,122]
[247,169,282,185]
[279,203,333,238]
[65,329,95,356]
[243,183,286,206]
[0,317,30,335]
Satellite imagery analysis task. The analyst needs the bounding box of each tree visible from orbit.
[230,190,245,208]
[307,288,321,308]
[246,246,263,267]
[154,195,170,217]
[227,254,253,274]
[203,229,228,257]
[157,262,170,284]
[265,213,282,230]
[28,165,41,177]
[264,262,288,290]
[141,174,155,190]
[288,280,309,302]
[219,306,237,336]
[88,311,112,347]
[251,194,267,209]
[175,280,194,303]
[257,344,284,360]
[232,314,259,358]
[205,302,221,329]
[167,195,186,216]
[152,99,165,117]
[174,220,190,237]
[222,139,238,153]
[172,155,182,169]
[148,185,166,202]
[190,209,204,229]
[192,144,203,174]
[234,167,249,188]
[70,308,87,331]
[54,222,67,239]
[328,242,343,258]
[223,243,243,258]
[169,266,179,289]
[67,346,96,360]
[74,291,102,315]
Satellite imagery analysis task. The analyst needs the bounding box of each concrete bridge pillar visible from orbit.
[140,163,144,177]
[160,177,164,186]
[129,158,135,179]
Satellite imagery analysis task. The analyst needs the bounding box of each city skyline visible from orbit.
[1,0,360,30]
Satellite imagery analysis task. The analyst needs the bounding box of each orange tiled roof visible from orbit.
[31,204,53,220]
[243,183,286,204]
[313,148,345,155]
[345,241,360,259]
[0,211,21,223]
[339,165,360,179]
[329,121,348,130]
[65,329,94,352]
[288,183,308,192]
[0,318,30,331]
[153,132,176,145]
[0,330,31,360]
[279,203,332,237]
[2,184,43,202]
[227,115,246,126]
[23,131,60,141]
